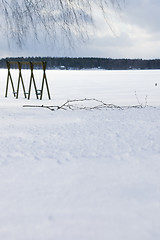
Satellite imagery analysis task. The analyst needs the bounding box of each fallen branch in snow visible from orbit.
[23,98,148,111]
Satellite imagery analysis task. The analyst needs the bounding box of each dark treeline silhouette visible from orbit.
[1,57,160,70]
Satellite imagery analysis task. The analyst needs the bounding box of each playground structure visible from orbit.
[5,61,51,100]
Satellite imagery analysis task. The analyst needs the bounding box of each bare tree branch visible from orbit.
[0,0,124,47]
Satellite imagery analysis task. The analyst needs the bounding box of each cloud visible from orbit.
[76,0,160,59]
[123,0,160,34]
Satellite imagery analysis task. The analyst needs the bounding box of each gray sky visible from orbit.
[1,0,160,59]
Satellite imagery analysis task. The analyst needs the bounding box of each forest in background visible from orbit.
[0,57,160,70]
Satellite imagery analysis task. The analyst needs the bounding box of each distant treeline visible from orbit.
[0,57,160,70]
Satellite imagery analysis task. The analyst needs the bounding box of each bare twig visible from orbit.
[134,91,148,108]
[23,98,148,111]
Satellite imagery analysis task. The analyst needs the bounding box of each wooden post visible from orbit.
[16,62,27,99]
[40,61,51,100]
[5,61,16,97]
[28,62,39,100]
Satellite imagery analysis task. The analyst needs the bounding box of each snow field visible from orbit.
[0,69,160,240]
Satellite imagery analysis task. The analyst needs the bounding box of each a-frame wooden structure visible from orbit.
[5,61,51,100]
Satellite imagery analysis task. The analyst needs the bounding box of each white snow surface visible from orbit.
[0,69,160,240]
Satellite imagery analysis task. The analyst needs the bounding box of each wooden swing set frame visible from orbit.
[5,61,51,100]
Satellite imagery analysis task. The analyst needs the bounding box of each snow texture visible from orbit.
[0,69,160,240]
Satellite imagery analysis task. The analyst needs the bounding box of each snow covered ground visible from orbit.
[0,69,160,240]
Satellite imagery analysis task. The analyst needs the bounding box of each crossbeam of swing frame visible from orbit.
[5,61,51,100]
[8,61,45,65]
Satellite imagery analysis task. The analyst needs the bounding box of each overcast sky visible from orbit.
[1,0,160,59]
